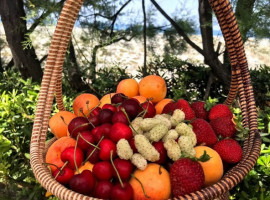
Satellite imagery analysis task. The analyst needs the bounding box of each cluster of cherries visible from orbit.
[50,93,157,199]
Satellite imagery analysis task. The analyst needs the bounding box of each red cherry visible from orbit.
[103,104,117,113]
[112,158,134,181]
[129,138,138,153]
[112,111,129,125]
[141,101,156,118]
[61,146,84,170]
[89,107,101,116]
[88,115,100,127]
[52,166,74,185]
[69,170,96,195]
[94,180,113,199]
[111,93,127,104]
[68,117,92,138]
[110,182,134,200]
[77,131,95,151]
[86,146,100,164]
[99,139,117,161]
[99,109,114,124]
[152,141,167,164]
[93,161,114,180]
[110,122,133,143]
[162,102,177,114]
[120,99,142,120]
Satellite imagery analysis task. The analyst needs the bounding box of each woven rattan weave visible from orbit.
[30,0,261,199]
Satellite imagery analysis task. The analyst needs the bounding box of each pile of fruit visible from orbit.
[45,75,243,199]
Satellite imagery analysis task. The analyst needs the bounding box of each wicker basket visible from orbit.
[30,0,262,199]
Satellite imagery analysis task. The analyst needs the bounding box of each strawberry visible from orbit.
[191,101,208,120]
[191,119,218,146]
[210,116,236,138]
[170,158,205,197]
[213,139,242,164]
[162,102,176,114]
[209,104,233,121]
[175,99,196,120]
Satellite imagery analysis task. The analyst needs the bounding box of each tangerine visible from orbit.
[49,111,76,138]
[138,75,167,103]
[99,93,116,108]
[155,98,173,114]
[129,163,171,200]
[195,146,224,186]
[45,136,76,172]
[73,93,99,116]
[75,161,94,174]
[116,78,139,98]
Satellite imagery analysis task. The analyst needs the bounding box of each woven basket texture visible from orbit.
[30,0,261,199]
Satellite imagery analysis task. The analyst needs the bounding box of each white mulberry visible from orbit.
[149,124,168,142]
[140,118,160,131]
[162,129,179,142]
[164,139,181,161]
[131,153,147,170]
[170,109,185,126]
[116,139,133,160]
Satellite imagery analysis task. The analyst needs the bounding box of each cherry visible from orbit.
[69,170,96,195]
[102,104,117,113]
[86,146,100,164]
[93,161,114,180]
[88,114,100,127]
[111,93,127,104]
[110,122,133,143]
[129,138,138,153]
[162,102,177,114]
[68,117,92,138]
[91,127,100,143]
[77,131,95,151]
[89,107,101,117]
[112,111,128,125]
[60,146,84,170]
[112,158,134,181]
[92,123,112,143]
[94,180,113,199]
[99,109,114,124]
[52,166,74,185]
[152,141,167,164]
[121,99,142,120]
[110,182,134,200]
[99,139,116,161]
[141,101,156,118]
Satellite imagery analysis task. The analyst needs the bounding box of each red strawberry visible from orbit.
[191,119,218,146]
[170,158,205,197]
[210,116,236,138]
[162,102,176,114]
[209,104,233,121]
[191,101,208,120]
[175,99,195,120]
[213,139,242,164]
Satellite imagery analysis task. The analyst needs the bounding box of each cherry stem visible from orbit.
[60,116,68,126]
[74,135,80,174]
[43,162,61,171]
[121,108,139,135]
[55,161,69,179]
[83,136,104,165]
[110,150,124,188]
[131,174,150,198]
[86,102,101,118]
[141,100,150,118]
[79,110,96,128]
[78,133,100,149]
[71,123,91,136]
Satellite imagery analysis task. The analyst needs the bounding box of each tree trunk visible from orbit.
[0,0,43,82]
[198,0,231,92]
[65,40,89,92]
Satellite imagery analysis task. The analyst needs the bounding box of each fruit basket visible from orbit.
[30,0,262,199]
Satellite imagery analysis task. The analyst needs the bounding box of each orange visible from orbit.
[75,161,94,174]
[129,163,171,200]
[49,111,76,138]
[132,96,153,104]
[195,146,223,186]
[73,93,99,116]
[139,75,167,103]
[45,136,76,172]
[99,93,116,108]
[155,98,173,114]
[116,78,139,98]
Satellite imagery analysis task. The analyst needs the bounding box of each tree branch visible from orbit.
[110,0,132,37]
[27,0,65,34]
[150,0,205,56]
[142,0,147,76]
